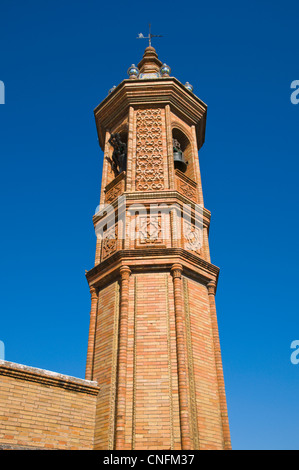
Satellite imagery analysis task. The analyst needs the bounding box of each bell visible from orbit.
[173,149,187,173]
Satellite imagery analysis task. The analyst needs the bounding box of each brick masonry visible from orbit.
[87,46,232,450]
[0,361,99,450]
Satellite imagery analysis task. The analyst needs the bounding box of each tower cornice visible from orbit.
[85,247,219,290]
[92,189,211,223]
[94,77,207,151]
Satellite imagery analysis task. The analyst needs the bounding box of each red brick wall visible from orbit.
[132,272,181,450]
[0,361,99,450]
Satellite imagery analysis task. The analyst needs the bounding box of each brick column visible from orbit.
[126,106,134,192]
[207,281,232,450]
[202,226,211,263]
[85,285,98,381]
[165,104,175,190]
[191,124,204,206]
[171,264,192,450]
[115,266,131,449]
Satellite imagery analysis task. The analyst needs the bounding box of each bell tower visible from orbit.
[85,46,231,450]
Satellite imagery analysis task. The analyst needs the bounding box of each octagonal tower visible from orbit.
[85,47,231,450]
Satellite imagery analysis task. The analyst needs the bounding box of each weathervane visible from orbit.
[137,23,162,47]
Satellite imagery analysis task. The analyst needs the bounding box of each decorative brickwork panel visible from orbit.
[135,109,164,191]
[105,180,123,204]
[175,170,197,203]
[179,181,197,201]
[135,215,164,248]
[183,220,202,255]
[101,224,118,261]
[105,172,126,204]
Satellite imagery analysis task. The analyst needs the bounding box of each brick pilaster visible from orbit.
[85,285,98,381]
[207,281,232,450]
[171,264,192,450]
[115,266,131,449]
[165,104,175,190]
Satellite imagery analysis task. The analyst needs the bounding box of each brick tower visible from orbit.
[85,47,231,450]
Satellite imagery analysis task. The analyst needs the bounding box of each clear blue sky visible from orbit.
[0,0,298,450]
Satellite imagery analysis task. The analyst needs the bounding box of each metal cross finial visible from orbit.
[137,23,163,47]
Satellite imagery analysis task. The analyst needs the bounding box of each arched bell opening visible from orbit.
[172,128,194,180]
[107,129,128,181]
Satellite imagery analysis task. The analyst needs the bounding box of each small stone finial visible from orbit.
[127,64,139,79]
[108,85,117,94]
[160,63,171,77]
[184,82,194,92]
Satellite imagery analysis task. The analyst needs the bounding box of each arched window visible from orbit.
[107,130,128,181]
[172,128,194,181]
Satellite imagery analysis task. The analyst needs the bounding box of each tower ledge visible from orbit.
[94,77,207,151]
